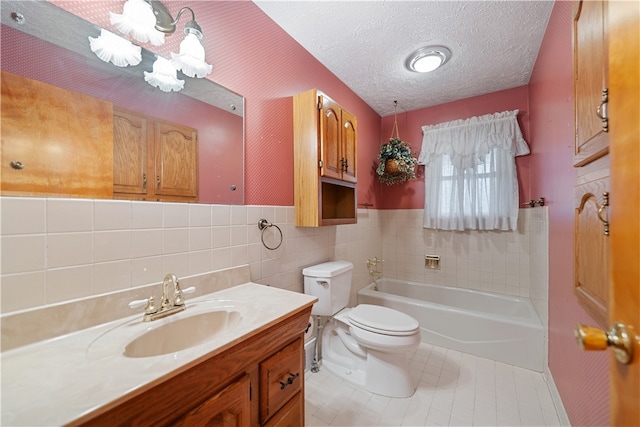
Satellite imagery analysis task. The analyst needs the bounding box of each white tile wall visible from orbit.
[380,209,538,298]
[0,197,381,313]
[0,197,547,322]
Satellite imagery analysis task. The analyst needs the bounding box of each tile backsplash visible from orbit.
[1,197,547,321]
[0,197,381,313]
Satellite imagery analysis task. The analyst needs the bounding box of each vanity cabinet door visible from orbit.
[113,108,149,196]
[1,71,114,199]
[174,374,251,427]
[263,392,303,427]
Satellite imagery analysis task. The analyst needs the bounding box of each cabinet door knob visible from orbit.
[9,160,24,170]
[595,88,609,132]
[597,192,609,236]
[279,372,299,390]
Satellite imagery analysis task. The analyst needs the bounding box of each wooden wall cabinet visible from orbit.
[1,71,114,199]
[319,95,357,184]
[77,307,311,427]
[572,0,610,327]
[113,107,198,202]
[294,88,357,227]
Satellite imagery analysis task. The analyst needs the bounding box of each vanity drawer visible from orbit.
[259,337,303,424]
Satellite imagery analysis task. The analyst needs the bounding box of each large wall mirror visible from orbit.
[1,1,244,205]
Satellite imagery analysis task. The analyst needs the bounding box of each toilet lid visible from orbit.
[348,304,419,336]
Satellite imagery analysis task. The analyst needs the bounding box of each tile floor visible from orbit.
[304,342,562,426]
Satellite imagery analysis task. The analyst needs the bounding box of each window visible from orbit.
[418,110,529,231]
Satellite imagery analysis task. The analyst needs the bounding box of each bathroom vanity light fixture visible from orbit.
[91,0,212,91]
[405,45,452,73]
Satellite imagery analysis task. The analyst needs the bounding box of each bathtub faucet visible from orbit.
[366,257,383,280]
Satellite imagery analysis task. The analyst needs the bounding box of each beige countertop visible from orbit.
[1,283,316,426]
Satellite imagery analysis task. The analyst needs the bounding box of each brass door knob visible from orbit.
[575,322,635,364]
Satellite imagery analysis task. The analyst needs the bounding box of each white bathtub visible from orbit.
[357,278,544,372]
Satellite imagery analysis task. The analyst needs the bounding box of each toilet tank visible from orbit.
[303,261,353,316]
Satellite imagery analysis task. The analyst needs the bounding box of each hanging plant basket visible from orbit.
[376,137,418,185]
[376,101,418,185]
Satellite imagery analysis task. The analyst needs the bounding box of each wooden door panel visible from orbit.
[320,96,342,180]
[573,0,609,166]
[113,108,148,196]
[574,178,610,328]
[174,375,250,427]
[341,109,358,183]
[153,120,198,198]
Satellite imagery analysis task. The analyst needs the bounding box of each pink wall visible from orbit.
[377,86,531,209]
[208,2,382,207]
[528,1,609,425]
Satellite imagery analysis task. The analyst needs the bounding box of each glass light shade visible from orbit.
[406,46,451,73]
[412,54,444,73]
[144,56,185,92]
[110,0,165,46]
[88,29,142,67]
[171,33,212,78]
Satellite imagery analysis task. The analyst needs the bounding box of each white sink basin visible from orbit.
[85,302,245,360]
[123,310,242,358]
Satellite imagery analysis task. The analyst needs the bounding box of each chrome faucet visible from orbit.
[366,257,383,280]
[129,273,195,322]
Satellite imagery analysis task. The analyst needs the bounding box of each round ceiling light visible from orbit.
[406,45,452,73]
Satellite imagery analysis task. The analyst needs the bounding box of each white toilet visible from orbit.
[303,260,421,398]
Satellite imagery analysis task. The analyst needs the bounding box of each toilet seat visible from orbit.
[347,304,420,336]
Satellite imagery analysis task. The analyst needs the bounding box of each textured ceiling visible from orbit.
[254,1,554,116]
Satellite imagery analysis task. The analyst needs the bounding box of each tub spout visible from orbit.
[367,257,383,280]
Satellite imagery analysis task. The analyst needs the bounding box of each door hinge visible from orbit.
[318,99,322,110]
[318,160,323,168]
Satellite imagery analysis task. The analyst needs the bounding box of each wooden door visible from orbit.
[341,108,358,183]
[113,108,148,197]
[608,1,639,424]
[153,119,198,199]
[319,96,343,180]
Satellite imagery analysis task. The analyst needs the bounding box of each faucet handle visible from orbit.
[173,283,196,307]
[129,298,149,309]
[128,296,157,314]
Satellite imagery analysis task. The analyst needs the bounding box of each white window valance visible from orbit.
[417,110,530,168]
[417,110,530,231]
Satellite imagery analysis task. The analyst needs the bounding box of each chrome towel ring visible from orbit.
[258,219,283,250]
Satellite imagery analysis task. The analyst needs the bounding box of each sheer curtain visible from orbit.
[417,110,530,231]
